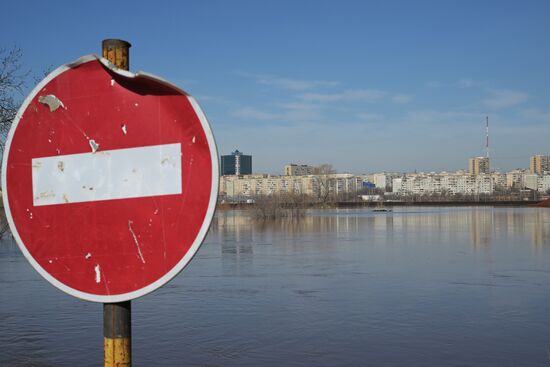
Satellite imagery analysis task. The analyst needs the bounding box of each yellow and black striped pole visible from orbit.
[101,39,132,367]
[104,301,132,366]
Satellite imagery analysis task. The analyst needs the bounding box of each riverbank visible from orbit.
[217,199,545,211]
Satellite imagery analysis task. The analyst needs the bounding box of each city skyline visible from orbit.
[221,149,547,176]
[3,1,549,174]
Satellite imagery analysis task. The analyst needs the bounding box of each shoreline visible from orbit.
[217,199,546,211]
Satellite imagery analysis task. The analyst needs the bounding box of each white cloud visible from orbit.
[392,94,413,103]
[232,107,279,121]
[426,80,443,88]
[519,109,550,123]
[482,89,528,109]
[300,89,388,102]
[196,95,232,105]
[427,79,485,88]
[231,102,325,124]
[300,89,414,104]
[279,103,323,122]
[236,72,339,90]
[405,110,482,125]
[356,112,385,123]
[457,79,483,88]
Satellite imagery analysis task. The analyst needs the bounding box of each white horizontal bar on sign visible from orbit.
[32,143,182,206]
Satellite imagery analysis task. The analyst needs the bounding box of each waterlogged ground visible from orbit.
[1,207,550,366]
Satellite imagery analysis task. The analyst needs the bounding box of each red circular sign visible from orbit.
[2,56,219,302]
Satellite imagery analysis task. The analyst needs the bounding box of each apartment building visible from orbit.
[506,169,527,188]
[468,157,490,175]
[530,155,550,175]
[392,173,493,195]
[284,163,318,176]
[372,172,402,190]
[524,174,550,192]
[220,173,365,199]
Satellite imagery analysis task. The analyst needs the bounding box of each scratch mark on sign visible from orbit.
[71,123,89,141]
[192,136,196,144]
[85,253,92,260]
[89,139,99,153]
[35,191,55,201]
[38,94,65,112]
[110,79,115,86]
[57,161,64,172]
[94,264,101,283]
[121,124,127,134]
[128,220,146,264]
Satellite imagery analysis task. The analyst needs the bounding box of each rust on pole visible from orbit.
[104,301,132,366]
[102,38,132,367]
[102,39,131,70]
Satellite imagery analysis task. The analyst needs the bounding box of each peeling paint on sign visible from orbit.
[38,95,65,112]
[94,264,101,283]
[89,139,99,153]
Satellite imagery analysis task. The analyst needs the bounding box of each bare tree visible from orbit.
[0,47,29,136]
[0,46,31,237]
[0,47,29,150]
[315,163,336,204]
[252,192,309,219]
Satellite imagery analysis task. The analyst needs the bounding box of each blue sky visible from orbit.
[3,0,549,174]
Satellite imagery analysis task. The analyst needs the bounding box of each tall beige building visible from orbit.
[468,157,490,175]
[284,164,317,176]
[530,155,550,175]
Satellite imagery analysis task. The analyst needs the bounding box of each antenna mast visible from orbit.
[485,116,489,158]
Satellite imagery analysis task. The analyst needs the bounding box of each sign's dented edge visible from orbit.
[1,55,220,303]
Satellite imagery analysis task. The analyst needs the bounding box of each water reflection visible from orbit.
[2,207,550,367]
[212,207,550,251]
[468,209,493,250]
[533,209,550,250]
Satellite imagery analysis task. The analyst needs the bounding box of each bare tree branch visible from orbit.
[0,47,28,123]
[0,46,31,156]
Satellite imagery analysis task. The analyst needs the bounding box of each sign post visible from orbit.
[1,39,219,366]
[102,39,133,367]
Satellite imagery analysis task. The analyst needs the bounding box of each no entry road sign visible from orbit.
[2,55,219,302]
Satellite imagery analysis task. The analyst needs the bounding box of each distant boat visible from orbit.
[372,203,392,213]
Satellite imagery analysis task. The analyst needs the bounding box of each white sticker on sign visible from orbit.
[32,143,182,206]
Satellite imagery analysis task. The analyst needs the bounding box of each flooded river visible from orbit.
[1,207,550,366]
